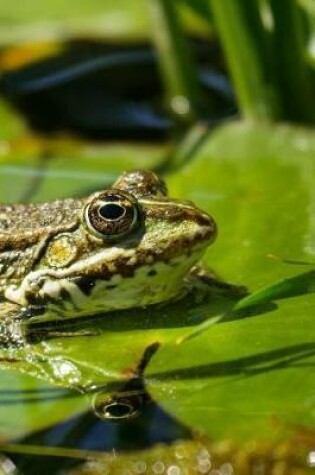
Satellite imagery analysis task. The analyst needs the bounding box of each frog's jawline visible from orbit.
[4,227,210,314]
[29,251,203,320]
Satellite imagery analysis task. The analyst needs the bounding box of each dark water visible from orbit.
[0,38,236,141]
[8,397,191,475]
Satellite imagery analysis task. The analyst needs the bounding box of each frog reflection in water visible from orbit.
[0,170,216,346]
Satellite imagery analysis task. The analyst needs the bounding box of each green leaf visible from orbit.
[145,122,315,444]
[180,268,315,342]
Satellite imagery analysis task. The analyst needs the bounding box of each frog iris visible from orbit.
[83,189,139,241]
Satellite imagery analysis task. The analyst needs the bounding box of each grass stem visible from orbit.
[148,0,201,125]
[209,0,280,122]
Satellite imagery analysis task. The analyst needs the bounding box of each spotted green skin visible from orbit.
[0,171,216,335]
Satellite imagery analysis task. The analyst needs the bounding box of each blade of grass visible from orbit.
[179,269,315,344]
[234,268,315,311]
[177,313,224,345]
[209,0,280,121]
[269,0,315,123]
[148,0,201,125]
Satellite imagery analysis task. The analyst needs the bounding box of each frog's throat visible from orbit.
[4,243,209,311]
[4,246,205,318]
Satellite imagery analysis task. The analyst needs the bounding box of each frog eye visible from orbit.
[83,190,139,240]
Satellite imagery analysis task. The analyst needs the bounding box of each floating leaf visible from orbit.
[1,121,315,453]
[145,122,315,445]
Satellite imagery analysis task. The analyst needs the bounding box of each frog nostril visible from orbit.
[99,203,126,221]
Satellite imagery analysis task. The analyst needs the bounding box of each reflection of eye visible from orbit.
[83,190,139,240]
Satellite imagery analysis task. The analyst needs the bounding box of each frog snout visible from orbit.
[193,211,217,245]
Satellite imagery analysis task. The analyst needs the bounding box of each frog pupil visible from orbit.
[99,203,125,221]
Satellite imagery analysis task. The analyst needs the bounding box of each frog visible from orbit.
[0,170,216,347]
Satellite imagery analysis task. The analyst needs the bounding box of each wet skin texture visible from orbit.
[0,170,216,343]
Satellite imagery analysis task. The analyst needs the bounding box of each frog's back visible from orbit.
[0,199,80,236]
[0,198,81,294]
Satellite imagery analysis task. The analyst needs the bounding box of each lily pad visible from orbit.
[145,122,315,444]
[1,121,315,451]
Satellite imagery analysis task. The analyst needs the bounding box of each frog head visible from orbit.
[5,171,216,319]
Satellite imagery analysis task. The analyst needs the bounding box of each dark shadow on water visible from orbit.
[6,402,191,475]
[5,375,191,475]
[0,38,236,143]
